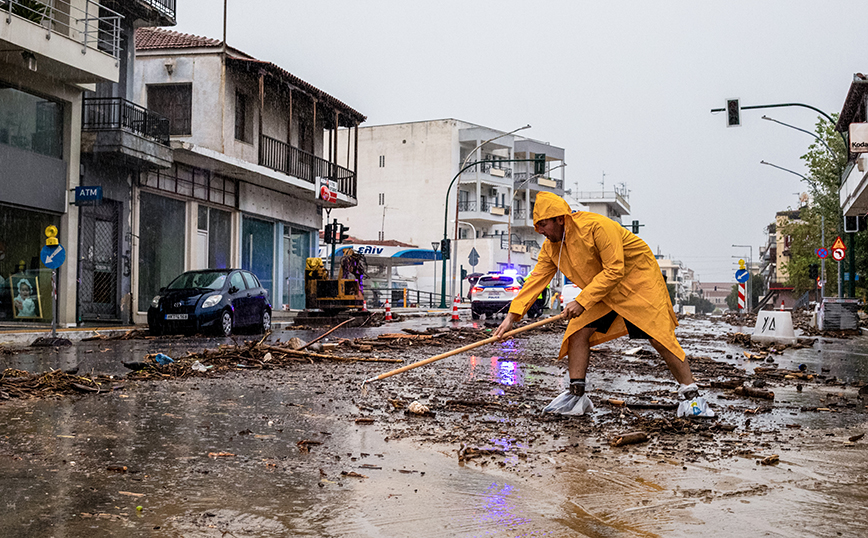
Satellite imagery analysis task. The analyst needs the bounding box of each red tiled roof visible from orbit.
[135,27,222,50]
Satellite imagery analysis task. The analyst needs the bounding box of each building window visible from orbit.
[235,91,251,142]
[143,164,237,208]
[378,193,385,205]
[379,155,385,167]
[0,85,63,159]
[147,84,192,136]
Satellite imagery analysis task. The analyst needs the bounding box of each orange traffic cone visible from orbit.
[362,300,368,312]
[780,300,785,311]
[385,300,392,322]
[452,296,460,321]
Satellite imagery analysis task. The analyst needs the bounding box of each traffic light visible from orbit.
[324,224,334,244]
[631,220,640,234]
[338,223,350,244]
[808,263,819,280]
[440,238,451,260]
[534,154,546,175]
[460,267,468,280]
[726,99,740,127]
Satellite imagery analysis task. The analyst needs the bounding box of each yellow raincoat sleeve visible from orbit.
[575,220,625,312]
[507,247,558,317]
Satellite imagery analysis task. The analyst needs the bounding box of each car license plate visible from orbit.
[165,314,188,320]
[487,292,501,298]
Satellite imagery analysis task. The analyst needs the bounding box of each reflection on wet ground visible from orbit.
[1,315,868,536]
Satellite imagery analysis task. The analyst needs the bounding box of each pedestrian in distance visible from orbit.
[493,192,712,417]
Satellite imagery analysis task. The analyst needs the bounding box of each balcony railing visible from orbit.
[259,134,357,198]
[3,0,123,58]
[82,97,170,145]
[140,0,175,19]
[461,161,512,178]
[514,172,563,190]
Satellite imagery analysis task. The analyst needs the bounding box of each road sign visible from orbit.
[40,244,66,269]
[832,248,846,262]
[74,186,103,205]
[468,247,479,267]
[832,236,846,250]
[735,269,749,283]
[816,247,829,259]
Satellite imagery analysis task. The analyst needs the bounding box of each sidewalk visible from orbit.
[0,305,463,346]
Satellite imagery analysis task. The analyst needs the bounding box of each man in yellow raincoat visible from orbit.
[493,192,709,416]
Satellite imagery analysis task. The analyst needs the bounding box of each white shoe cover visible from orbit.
[677,397,715,417]
[543,391,595,415]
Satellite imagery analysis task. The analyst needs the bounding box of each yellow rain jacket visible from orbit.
[509,192,685,361]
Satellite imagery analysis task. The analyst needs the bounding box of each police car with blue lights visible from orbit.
[469,270,545,320]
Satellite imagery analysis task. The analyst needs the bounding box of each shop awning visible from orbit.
[319,244,442,266]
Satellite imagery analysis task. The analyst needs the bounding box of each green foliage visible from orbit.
[682,294,715,314]
[667,283,675,304]
[12,1,48,23]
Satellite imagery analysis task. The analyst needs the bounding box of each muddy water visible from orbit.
[2,316,868,537]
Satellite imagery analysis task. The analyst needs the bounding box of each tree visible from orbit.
[682,294,715,314]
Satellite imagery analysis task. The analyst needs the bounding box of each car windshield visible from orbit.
[167,271,228,291]
[478,275,518,288]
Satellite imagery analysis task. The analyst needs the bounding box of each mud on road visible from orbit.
[1,314,867,537]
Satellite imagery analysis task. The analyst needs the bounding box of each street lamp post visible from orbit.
[443,125,531,307]
[431,241,439,305]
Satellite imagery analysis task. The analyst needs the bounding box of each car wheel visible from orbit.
[260,309,271,334]
[149,323,162,336]
[218,309,233,337]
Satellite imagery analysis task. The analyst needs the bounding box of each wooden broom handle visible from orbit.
[364,313,565,383]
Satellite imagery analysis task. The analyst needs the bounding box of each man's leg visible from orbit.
[649,338,695,386]
[567,326,597,379]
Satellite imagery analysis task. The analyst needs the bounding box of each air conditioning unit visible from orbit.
[489,187,497,196]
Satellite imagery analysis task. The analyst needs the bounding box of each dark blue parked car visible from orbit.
[147,269,271,336]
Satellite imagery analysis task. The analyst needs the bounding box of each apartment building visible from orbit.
[334,119,565,296]
[1,0,126,325]
[130,27,365,319]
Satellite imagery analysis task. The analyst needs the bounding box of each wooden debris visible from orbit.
[734,386,775,400]
[759,454,779,465]
[849,433,865,442]
[610,431,649,447]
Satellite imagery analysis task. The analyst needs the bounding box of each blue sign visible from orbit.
[75,186,103,204]
[40,245,66,269]
[735,269,749,283]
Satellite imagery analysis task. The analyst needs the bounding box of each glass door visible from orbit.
[242,216,274,302]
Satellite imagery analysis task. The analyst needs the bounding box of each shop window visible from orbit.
[196,205,231,270]
[137,192,186,311]
[0,204,60,322]
[147,84,192,136]
[0,85,63,159]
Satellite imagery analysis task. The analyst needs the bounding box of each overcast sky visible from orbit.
[172,1,867,282]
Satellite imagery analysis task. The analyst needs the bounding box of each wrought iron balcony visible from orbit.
[82,97,169,145]
[259,134,356,199]
[139,0,175,19]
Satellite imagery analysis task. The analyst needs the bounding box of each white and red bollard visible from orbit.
[362,300,368,312]
[452,295,460,321]
[384,300,392,322]
[737,283,746,312]
[780,300,785,311]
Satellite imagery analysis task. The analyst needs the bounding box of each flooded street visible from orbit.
[1,315,867,537]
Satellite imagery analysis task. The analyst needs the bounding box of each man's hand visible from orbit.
[562,300,585,320]
[493,312,521,340]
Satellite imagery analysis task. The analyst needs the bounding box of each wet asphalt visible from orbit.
[1,314,867,537]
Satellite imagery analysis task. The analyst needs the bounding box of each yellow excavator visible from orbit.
[304,257,364,313]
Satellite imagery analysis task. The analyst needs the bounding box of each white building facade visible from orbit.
[334,119,566,299]
[131,27,364,321]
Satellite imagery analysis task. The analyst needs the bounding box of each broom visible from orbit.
[362,312,565,388]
